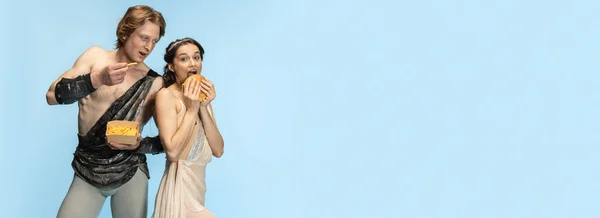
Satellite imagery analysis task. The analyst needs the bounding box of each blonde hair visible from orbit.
[115,5,166,49]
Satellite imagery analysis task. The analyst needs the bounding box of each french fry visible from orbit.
[107,126,138,136]
[106,121,139,144]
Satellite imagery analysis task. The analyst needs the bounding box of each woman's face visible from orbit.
[169,43,203,85]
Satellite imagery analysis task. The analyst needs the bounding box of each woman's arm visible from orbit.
[154,89,199,161]
[200,103,224,158]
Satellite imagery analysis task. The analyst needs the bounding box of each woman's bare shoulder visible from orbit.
[156,87,176,104]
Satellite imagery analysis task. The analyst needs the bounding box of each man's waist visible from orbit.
[72,149,147,175]
[71,160,149,190]
[77,132,107,148]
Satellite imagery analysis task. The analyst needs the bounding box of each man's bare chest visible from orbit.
[87,65,146,103]
[92,84,132,104]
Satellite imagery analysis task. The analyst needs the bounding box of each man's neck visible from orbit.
[113,49,150,75]
[114,49,134,63]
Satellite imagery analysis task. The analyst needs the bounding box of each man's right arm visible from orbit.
[46,46,103,105]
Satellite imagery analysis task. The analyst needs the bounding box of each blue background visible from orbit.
[2,0,600,217]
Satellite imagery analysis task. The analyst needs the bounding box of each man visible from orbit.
[46,5,166,218]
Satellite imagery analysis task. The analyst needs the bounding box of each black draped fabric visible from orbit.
[72,70,163,190]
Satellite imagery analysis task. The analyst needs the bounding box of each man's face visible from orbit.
[122,21,160,63]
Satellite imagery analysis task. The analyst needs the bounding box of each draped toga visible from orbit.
[71,69,164,190]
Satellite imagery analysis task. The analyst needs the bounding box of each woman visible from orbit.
[152,37,224,218]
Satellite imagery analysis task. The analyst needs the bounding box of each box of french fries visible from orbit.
[106,120,139,145]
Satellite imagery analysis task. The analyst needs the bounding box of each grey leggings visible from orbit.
[56,168,149,218]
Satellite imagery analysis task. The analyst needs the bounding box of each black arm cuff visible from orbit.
[55,73,97,104]
[136,135,164,155]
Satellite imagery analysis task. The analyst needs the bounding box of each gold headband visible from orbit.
[167,39,192,52]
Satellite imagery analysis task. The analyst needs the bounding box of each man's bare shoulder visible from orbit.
[75,46,110,66]
[82,45,110,57]
[149,77,165,94]
[153,76,164,88]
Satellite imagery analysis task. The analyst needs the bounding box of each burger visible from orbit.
[182,74,208,102]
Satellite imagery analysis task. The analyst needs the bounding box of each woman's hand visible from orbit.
[200,78,216,107]
[182,78,202,111]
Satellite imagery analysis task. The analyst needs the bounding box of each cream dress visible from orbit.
[153,95,217,218]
